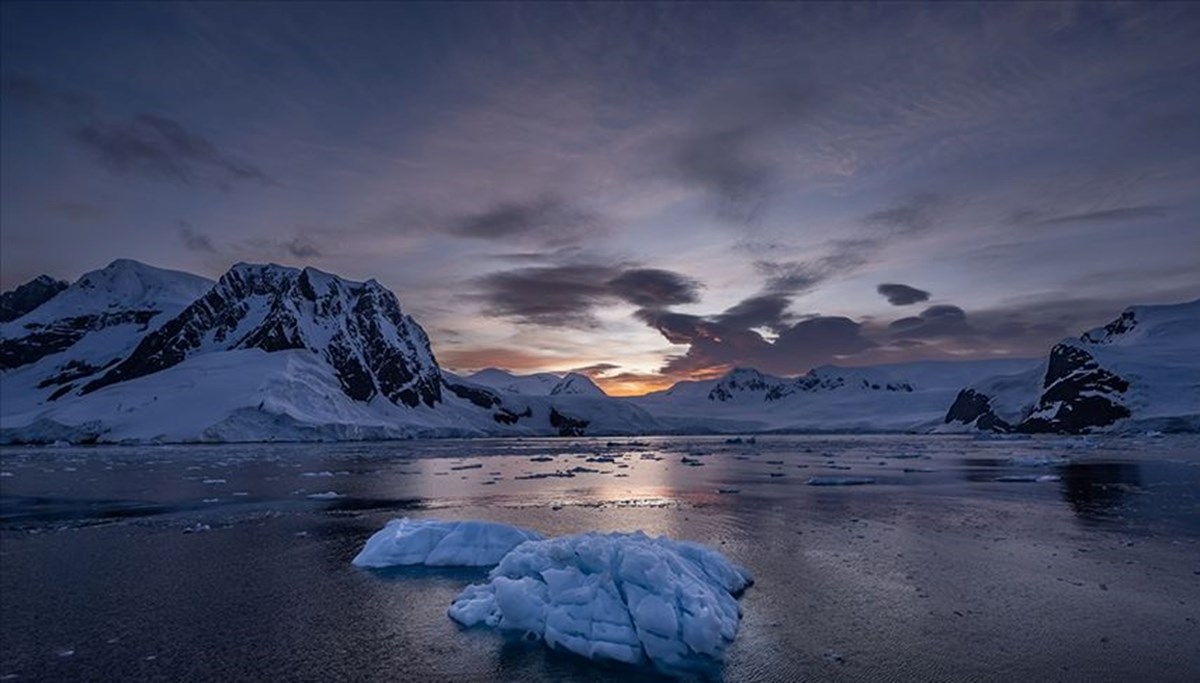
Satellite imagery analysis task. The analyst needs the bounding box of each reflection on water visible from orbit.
[1058,462,1142,520]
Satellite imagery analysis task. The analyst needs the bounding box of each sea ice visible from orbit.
[352,518,543,568]
[448,531,753,672]
[807,476,876,486]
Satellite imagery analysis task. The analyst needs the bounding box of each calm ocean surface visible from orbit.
[2,434,1198,682]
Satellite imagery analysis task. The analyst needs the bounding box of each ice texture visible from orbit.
[448,531,753,671]
[352,518,543,568]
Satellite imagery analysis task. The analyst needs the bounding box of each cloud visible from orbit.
[447,196,600,245]
[73,113,270,188]
[715,293,793,331]
[606,268,701,308]
[178,222,216,253]
[569,362,622,378]
[863,193,943,235]
[637,300,876,377]
[45,200,108,224]
[475,264,623,327]
[475,263,703,327]
[1025,205,1170,226]
[283,237,321,259]
[877,283,931,306]
[672,126,771,222]
[1,71,96,114]
[888,304,972,339]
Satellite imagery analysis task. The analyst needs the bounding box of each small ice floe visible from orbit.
[202,478,226,485]
[232,492,250,497]
[1008,455,1069,467]
[300,471,335,478]
[994,474,1061,483]
[182,523,211,534]
[202,498,220,503]
[352,518,543,568]
[448,531,752,672]
[807,476,875,486]
[306,491,345,500]
[0,471,13,477]
[56,648,75,658]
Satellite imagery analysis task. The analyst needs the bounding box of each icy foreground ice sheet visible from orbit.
[448,532,753,671]
[351,518,543,568]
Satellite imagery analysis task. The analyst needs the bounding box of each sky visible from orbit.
[2,2,1198,395]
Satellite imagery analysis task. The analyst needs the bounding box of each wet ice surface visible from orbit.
[2,434,1199,682]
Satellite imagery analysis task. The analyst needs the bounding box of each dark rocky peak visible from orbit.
[1018,343,1130,433]
[0,275,69,323]
[0,261,211,372]
[1081,309,1138,345]
[708,367,781,401]
[82,263,442,408]
[944,388,1013,432]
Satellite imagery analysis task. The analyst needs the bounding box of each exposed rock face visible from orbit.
[944,388,1013,432]
[707,367,914,403]
[82,264,443,408]
[1018,344,1130,433]
[0,260,213,398]
[0,275,69,323]
[549,407,589,436]
[943,300,1200,434]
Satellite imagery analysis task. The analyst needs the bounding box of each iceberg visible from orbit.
[352,518,543,568]
[448,531,753,672]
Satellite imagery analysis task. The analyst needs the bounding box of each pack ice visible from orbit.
[448,531,753,671]
[351,518,543,568]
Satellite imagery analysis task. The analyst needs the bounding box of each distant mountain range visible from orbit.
[2,260,1196,443]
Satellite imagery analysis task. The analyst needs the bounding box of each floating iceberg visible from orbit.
[352,518,543,568]
[448,531,753,672]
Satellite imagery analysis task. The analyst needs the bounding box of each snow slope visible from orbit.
[0,262,665,443]
[466,369,607,397]
[943,299,1200,433]
[629,360,1040,433]
[0,260,214,414]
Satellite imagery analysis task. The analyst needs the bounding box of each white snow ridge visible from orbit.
[448,531,753,673]
[351,518,543,568]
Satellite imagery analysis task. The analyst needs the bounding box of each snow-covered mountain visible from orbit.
[465,368,606,398]
[0,274,69,323]
[0,261,661,443]
[943,299,1200,433]
[0,260,214,413]
[629,359,1040,433]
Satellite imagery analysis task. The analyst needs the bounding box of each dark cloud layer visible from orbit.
[607,268,701,308]
[75,114,269,188]
[448,196,598,245]
[638,304,877,377]
[475,264,701,327]
[888,304,971,339]
[1027,205,1170,227]
[178,222,216,253]
[877,283,931,306]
